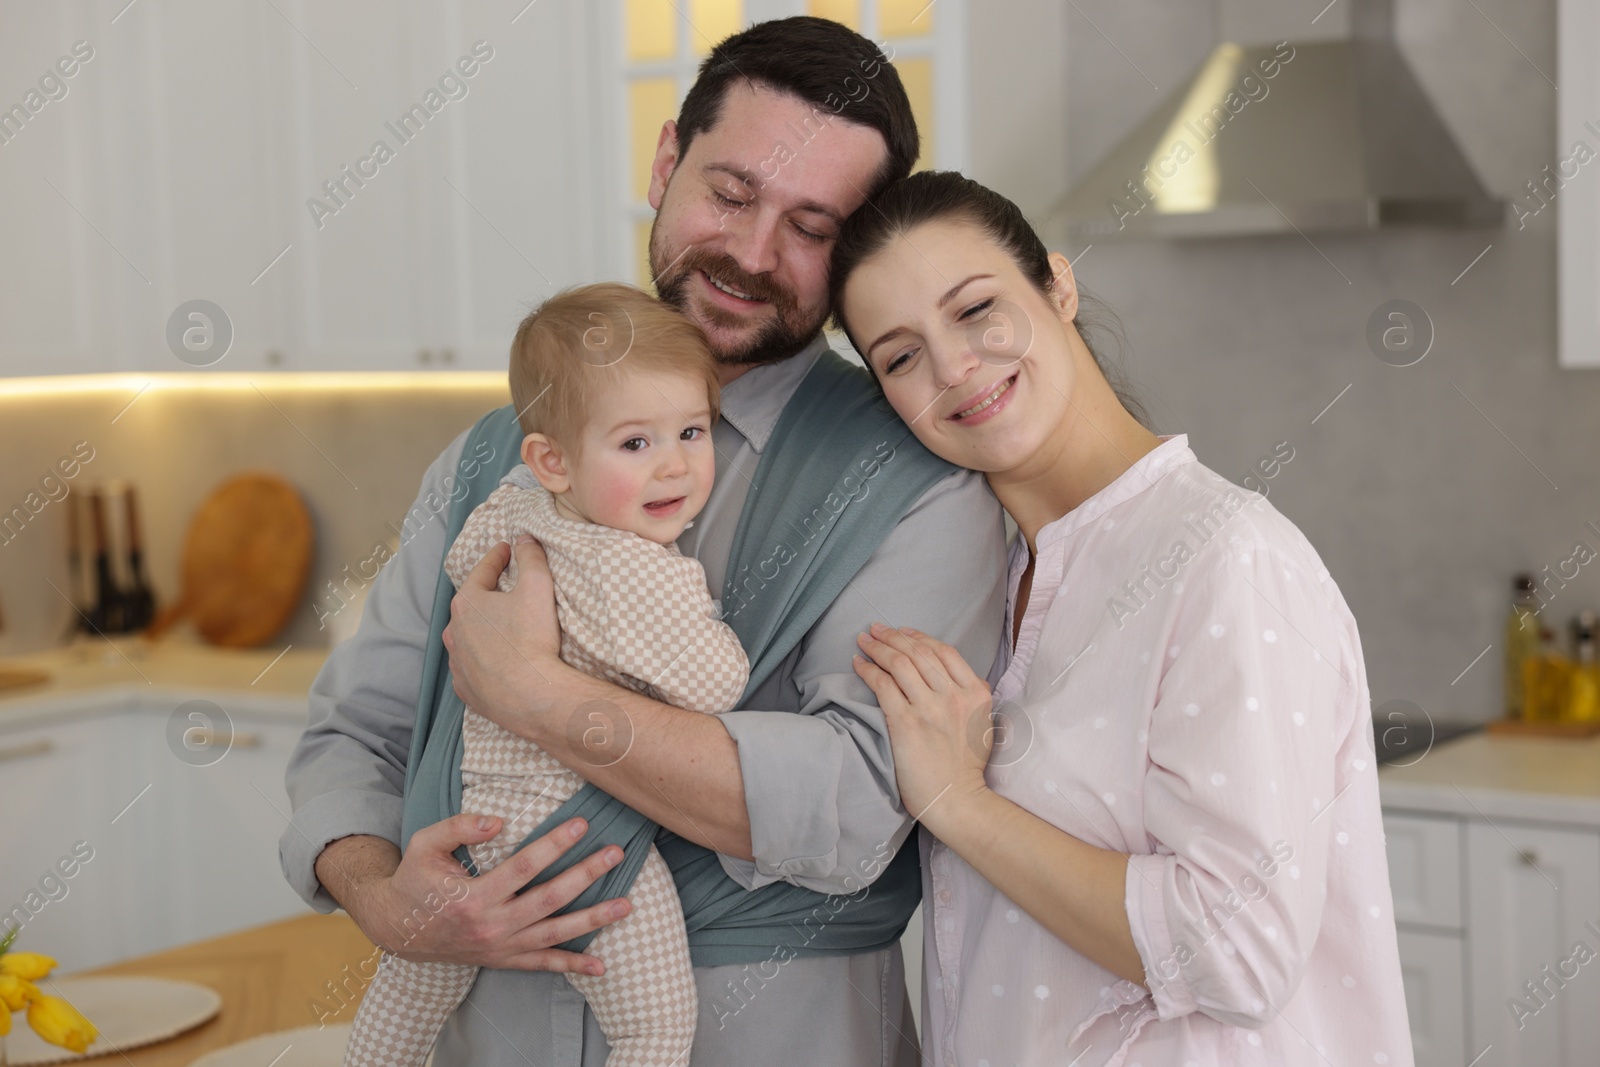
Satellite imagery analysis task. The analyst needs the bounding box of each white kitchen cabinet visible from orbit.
[1465,820,1600,1066]
[1384,802,1600,1067]
[1396,928,1467,1067]
[0,695,308,972]
[0,9,125,376]
[1385,812,1464,931]
[0,703,136,964]
[273,1,602,372]
[139,702,312,957]
[0,1,605,377]
[1558,0,1600,368]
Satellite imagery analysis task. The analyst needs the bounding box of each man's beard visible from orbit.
[650,224,825,370]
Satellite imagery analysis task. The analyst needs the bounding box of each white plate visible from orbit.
[6,976,222,1065]
[186,1024,433,1067]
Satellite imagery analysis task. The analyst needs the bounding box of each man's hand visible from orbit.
[318,814,632,976]
[443,537,569,739]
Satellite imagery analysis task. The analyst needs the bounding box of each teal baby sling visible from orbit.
[400,349,957,968]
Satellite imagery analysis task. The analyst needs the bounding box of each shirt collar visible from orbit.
[716,332,832,453]
[1035,433,1196,548]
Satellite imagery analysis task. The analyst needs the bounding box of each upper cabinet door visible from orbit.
[0,2,300,376]
[272,0,601,372]
[0,9,107,377]
[0,1,602,377]
[1558,0,1600,368]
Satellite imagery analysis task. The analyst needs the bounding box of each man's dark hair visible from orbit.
[675,16,920,203]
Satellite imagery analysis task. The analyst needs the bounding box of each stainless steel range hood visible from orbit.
[1050,18,1504,239]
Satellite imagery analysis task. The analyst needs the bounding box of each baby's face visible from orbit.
[557,369,717,544]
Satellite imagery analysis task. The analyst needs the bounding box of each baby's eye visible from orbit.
[621,437,648,452]
[681,426,705,441]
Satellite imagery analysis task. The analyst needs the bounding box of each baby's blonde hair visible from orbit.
[509,282,721,453]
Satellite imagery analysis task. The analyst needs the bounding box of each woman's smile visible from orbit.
[948,371,1019,425]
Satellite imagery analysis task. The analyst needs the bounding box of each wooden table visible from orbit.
[72,913,377,1065]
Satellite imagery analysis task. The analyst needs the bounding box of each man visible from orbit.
[282,17,1007,1066]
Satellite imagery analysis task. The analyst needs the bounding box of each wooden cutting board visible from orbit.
[147,473,314,648]
[0,666,51,692]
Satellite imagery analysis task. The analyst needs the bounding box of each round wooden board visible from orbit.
[179,472,314,648]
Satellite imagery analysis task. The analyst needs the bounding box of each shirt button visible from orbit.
[937,889,952,905]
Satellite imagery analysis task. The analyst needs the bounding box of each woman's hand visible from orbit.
[853,622,994,819]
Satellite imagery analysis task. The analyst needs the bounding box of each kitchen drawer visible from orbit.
[1384,812,1463,930]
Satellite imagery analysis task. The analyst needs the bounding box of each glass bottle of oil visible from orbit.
[1522,613,1566,723]
[1505,574,1544,719]
[1562,611,1600,723]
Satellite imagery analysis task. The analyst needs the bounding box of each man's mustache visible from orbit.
[672,250,793,311]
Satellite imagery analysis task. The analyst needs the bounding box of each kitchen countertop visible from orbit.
[11,638,1600,831]
[64,912,376,1066]
[1379,731,1600,827]
[0,637,328,725]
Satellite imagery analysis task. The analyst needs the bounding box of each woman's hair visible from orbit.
[508,282,721,451]
[677,17,920,205]
[827,169,1150,427]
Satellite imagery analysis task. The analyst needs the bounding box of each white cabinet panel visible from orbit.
[0,9,120,376]
[1397,928,1466,1067]
[141,702,309,953]
[275,0,600,372]
[0,704,153,969]
[0,698,308,972]
[1558,0,1600,367]
[1385,812,1464,930]
[0,1,603,377]
[1466,820,1600,1066]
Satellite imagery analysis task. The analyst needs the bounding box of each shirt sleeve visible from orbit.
[279,427,478,911]
[714,467,1010,895]
[1123,520,1356,1028]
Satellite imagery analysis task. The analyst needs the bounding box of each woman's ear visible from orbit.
[1045,251,1080,322]
[521,434,572,495]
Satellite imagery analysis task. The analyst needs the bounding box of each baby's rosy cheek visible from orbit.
[599,472,646,514]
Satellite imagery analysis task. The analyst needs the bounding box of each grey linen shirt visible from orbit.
[281,334,1008,1066]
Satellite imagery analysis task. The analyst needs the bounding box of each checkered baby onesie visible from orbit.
[343,464,750,1067]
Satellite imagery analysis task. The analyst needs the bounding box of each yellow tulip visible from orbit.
[0,972,38,1011]
[27,994,98,1054]
[0,952,55,981]
[0,1004,10,1037]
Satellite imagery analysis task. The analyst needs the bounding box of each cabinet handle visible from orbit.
[0,738,53,762]
[1519,848,1540,867]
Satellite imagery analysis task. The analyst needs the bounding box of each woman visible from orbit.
[835,171,1412,1066]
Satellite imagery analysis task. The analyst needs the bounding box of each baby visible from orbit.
[344,282,750,1067]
